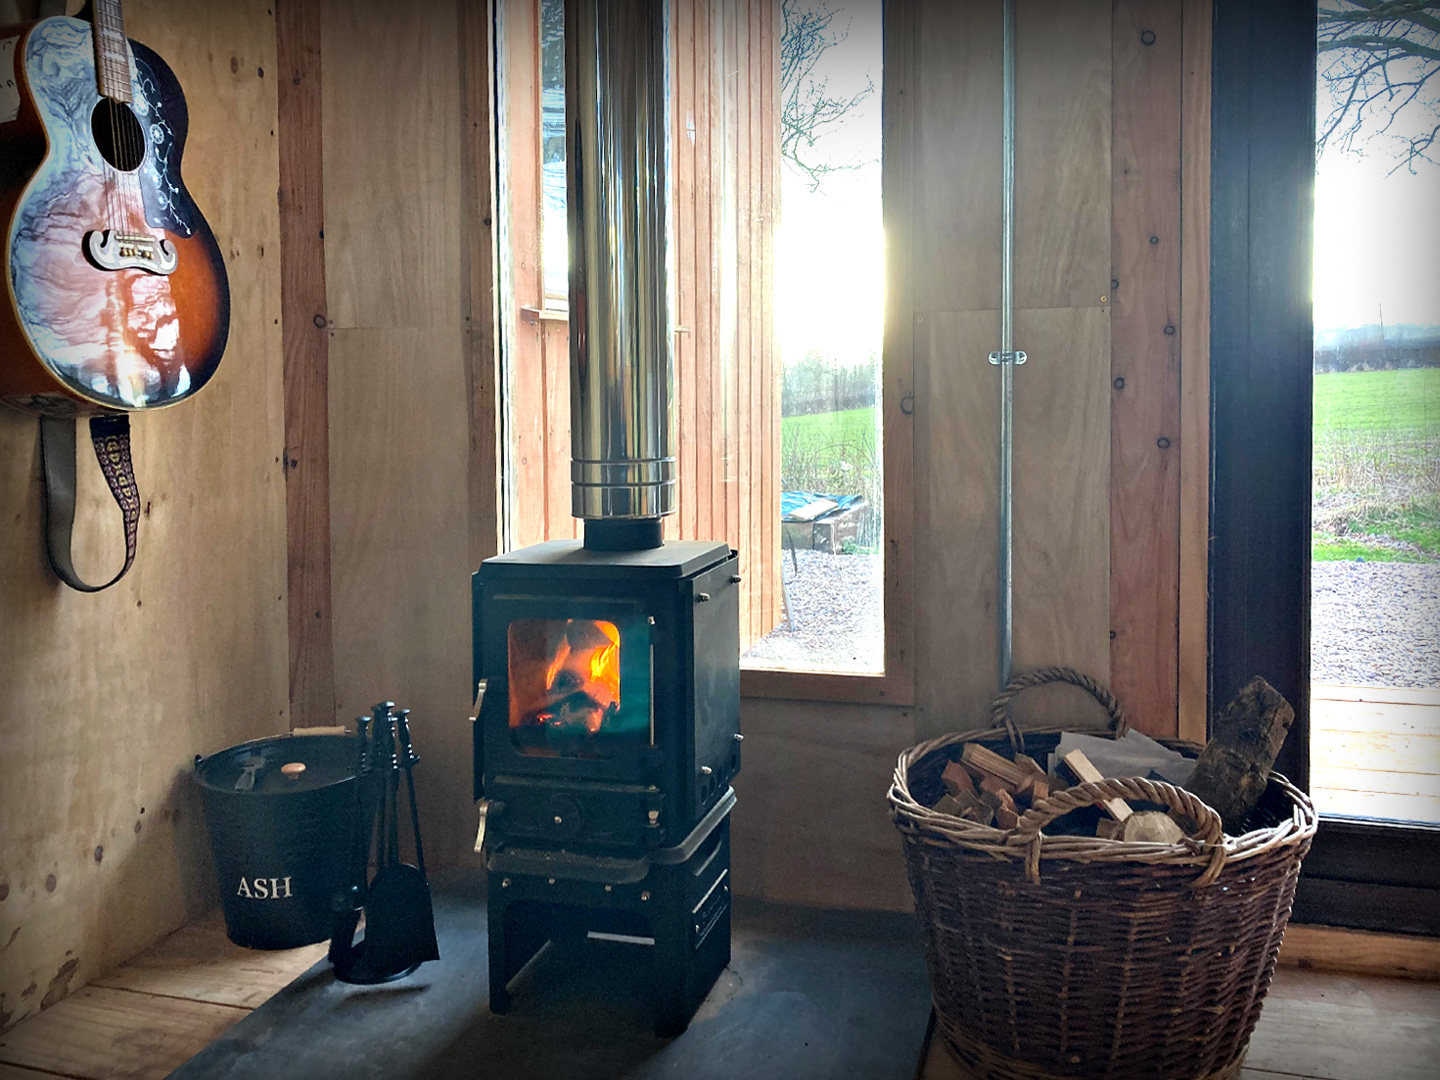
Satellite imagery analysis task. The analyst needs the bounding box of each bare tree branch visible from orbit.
[780,0,876,192]
[1318,1,1440,171]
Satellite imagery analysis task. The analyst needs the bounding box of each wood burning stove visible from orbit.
[471,0,741,1036]
[471,541,740,1034]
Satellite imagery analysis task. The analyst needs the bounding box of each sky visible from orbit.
[774,1,885,370]
[1313,50,1440,334]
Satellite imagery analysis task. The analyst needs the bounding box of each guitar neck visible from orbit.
[92,0,132,103]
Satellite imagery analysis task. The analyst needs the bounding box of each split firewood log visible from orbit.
[1059,749,1133,822]
[1121,811,1185,844]
[941,760,977,799]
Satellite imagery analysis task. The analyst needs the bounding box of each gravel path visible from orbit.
[1311,561,1440,687]
[744,551,1440,688]
[742,550,883,673]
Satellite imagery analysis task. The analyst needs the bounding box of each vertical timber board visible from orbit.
[763,0,780,638]
[735,0,754,648]
[322,0,474,864]
[276,0,336,729]
[541,320,571,539]
[723,0,741,635]
[675,0,698,542]
[1110,0,1183,737]
[459,0,504,568]
[1177,0,1212,744]
[0,0,286,1028]
[883,0,918,700]
[694,0,716,541]
[494,0,545,549]
[710,0,729,546]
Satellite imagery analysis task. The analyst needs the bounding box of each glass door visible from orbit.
[1310,1,1440,824]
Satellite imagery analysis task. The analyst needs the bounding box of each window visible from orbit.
[495,0,913,704]
[739,0,886,678]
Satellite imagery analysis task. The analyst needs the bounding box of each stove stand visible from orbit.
[487,790,733,1036]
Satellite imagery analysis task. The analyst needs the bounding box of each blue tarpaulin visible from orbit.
[781,491,865,521]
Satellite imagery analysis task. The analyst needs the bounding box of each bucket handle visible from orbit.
[987,666,1129,757]
[1006,775,1227,888]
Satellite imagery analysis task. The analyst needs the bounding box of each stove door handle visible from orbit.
[474,798,506,853]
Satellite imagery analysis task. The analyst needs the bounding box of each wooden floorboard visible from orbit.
[92,911,326,1009]
[0,1064,72,1080]
[0,911,325,1080]
[917,967,1440,1080]
[0,986,244,1080]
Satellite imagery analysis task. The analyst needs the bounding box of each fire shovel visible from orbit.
[361,707,440,976]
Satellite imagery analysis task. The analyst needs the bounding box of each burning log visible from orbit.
[1185,676,1295,833]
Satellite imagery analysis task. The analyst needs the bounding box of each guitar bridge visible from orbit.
[85,230,178,276]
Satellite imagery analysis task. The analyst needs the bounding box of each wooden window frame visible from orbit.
[1209,0,1440,936]
[739,0,915,707]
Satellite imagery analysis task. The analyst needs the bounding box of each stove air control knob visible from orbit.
[546,794,583,840]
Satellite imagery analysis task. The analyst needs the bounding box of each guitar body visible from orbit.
[0,16,228,416]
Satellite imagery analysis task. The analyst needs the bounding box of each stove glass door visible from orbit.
[507,616,650,758]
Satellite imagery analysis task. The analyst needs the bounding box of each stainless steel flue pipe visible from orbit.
[566,0,677,523]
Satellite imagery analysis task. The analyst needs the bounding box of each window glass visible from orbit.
[742,0,885,675]
[1310,1,1440,823]
[540,0,566,300]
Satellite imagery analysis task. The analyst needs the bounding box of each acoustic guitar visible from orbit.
[0,0,229,417]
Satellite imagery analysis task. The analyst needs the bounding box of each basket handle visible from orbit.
[1006,776,1227,888]
[987,666,1129,756]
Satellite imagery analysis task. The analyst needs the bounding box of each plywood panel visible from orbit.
[912,0,1110,315]
[910,0,1001,315]
[914,310,1001,733]
[1014,0,1112,311]
[0,986,242,1080]
[1012,308,1112,688]
[1110,0,1183,736]
[327,326,474,867]
[0,0,285,1029]
[732,698,916,912]
[320,0,462,330]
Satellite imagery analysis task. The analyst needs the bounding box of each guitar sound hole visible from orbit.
[90,99,146,172]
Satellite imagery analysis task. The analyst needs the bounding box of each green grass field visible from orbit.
[782,405,879,446]
[781,373,1440,562]
[1313,368,1439,562]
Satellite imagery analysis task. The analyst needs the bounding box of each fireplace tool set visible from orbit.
[329,701,441,984]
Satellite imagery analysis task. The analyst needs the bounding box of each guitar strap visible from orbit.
[39,415,141,592]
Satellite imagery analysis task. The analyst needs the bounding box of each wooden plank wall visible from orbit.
[500,0,781,652]
[0,0,286,1029]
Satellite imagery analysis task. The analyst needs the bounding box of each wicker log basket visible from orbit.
[888,667,1317,1080]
